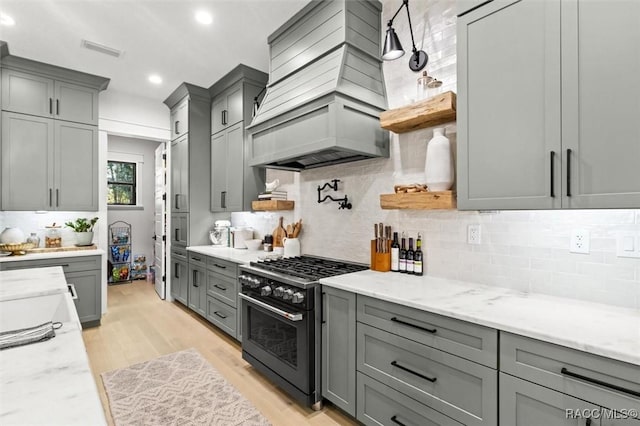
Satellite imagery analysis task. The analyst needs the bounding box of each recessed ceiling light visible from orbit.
[148,74,162,85]
[195,10,212,25]
[0,13,15,26]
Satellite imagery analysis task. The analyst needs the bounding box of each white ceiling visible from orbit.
[0,0,309,102]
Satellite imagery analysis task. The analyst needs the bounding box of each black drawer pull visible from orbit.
[214,311,227,319]
[174,228,179,242]
[391,317,436,334]
[213,284,227,291]
[391,360,437,383]
[60,264,70,267]
[390,415,406,426]
[56,99,59,115]
[174,263,179,279]
[192,257,202,262]
[560,368,640,398]
[49,98,53,114]
[213,263,226,269]
[550,150,555,198]
[193,270,198,287]
[566,148,572,197]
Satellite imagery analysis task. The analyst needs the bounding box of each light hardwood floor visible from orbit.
[82,280,357,426]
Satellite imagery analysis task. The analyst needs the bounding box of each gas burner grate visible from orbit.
[250,255,368,281]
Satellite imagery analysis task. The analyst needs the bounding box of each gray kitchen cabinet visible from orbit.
[209,65,267,213]
[170,98,189,141]
[170,213,188,247]
[321,286,357,417]
[170,134,189,213]
[204,255,239,341]
[170,247,188,305]
[500,373,600,426]
[0,255,102,328]
[458,0,640,210]
[206,296,238,337]
[188,258,207,317]
[1,68,100,125]
[1,112,98,211]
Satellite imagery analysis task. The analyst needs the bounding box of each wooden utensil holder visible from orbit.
[370,240,391,272]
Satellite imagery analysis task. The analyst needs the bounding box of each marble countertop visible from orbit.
[0,267,106,425]
[0,266,68,302]
[0,248,105,263]
[187,245,267,264]
[320,271,640,367]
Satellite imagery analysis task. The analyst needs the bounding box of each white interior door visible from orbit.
[154,144,167,299]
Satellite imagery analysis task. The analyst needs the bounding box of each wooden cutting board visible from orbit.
[273,216,286,248]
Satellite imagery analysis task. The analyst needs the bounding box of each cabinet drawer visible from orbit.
[206,256,237,279]
[1,255,101,273]
[206,295,237,338]
[501,332,640,417]
[357,372,463,426]
[357,295,498,368]
[171,247,187,260]
[357,323,497,426]
[207,271,237,307]
[188,252,207,269]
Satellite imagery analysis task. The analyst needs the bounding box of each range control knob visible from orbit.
[260,286,272,296]
[292,292,305,304]
[274,286,285,297]
[238,275,248,284]
[250,278,261,288]
[283,289,294,300]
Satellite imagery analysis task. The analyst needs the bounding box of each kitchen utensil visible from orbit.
[374,223,378,252]
[378,223,384,253]
[273,217,286,248]
[210,220,231,246]
[292,219,302,238]
[286,224,293,238]
[282,237,301,257]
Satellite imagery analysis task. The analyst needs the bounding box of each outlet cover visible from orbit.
[467,224,481,245]
[570,229,590,254]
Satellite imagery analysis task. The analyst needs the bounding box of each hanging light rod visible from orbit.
[382,0,428,72]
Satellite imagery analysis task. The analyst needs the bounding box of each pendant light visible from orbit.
[382,0,428,72]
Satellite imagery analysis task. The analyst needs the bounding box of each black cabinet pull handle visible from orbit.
[390,415,406,426]
[60,264,70,267]
[174,228,179,242]
[560,368,640,398]
[56,189,59,207]
[221,191,226,209]
[213,263,226,269]
[566,148,572,197]
[56,99,59,115]
[174,263,179,279]
[214,311,227,319]
[193,270,198,287]
[391,317,436,334]
[213,284,227,291]
[175,120,179,135]
[391,360,437,383]
[192,257,201,262]
[49,188,53,207]
[550,151,555,198]
[175,194,180,209]
[49,98,53,114]
[321,292,326,324]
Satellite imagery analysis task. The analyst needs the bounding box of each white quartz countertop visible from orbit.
[0,266,68,301]
[0,248,105,263]
[320,270,640,367]
[0,267,106,425]
[187,245,266,264]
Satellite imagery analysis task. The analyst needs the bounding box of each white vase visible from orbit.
[0,227,25,244]
[425,128,454,191]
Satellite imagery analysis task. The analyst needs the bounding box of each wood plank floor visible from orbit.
[82,280,357,426]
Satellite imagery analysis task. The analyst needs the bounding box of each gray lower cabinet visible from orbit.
[206,295,237,338]
[170,248,188,305]
[1,111,98,211]
[187,256,207,317]
[0,255,102,328]
[321,286,357,416]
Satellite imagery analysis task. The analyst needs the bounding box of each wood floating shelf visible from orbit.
[380,191,456,210]
[379,91,457,134]
[252,200,295,211]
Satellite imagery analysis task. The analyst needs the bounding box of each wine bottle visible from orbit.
[399,233,407,273]
[391,232,400,272]
[406,238,415,274]
[414,233,423,276]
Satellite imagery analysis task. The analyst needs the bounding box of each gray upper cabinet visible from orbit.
[170,98,189,141]
[54,80,99,125]
[211,82,242,135]
[210,121,244,212]
[170,134,189,213]
[458,0,640,210]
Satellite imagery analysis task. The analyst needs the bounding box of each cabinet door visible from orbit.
[211,96,226,135]
[457,0,561,210]
[66,269,101,327]
[171,258,188,305]
[170,135,188,212]
[170,213,188,247]
[225,122,244,211]
[561,0,640,208]
[170,99,189,140]
[54,81,98,125]
[1,69,54,117]
[500,373,600,426]
[54,121,98,211]
[225,83,243,128]
[321,286,357,417]
[210,131,227,212]
[1,112,53,210]
[188,264,206,317]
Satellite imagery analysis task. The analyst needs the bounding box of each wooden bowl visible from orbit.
[0,242,35,255]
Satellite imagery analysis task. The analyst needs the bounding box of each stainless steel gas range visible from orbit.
[238,256,368,409]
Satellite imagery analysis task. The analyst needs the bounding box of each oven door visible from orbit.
[240,292,312,392]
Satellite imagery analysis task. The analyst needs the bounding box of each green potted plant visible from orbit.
[65,217,98,246]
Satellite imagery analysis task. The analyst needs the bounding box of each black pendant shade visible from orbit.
[382,27,405,61]
[381,0,428,72]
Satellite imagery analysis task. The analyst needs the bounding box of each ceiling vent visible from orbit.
[81,40,123,58]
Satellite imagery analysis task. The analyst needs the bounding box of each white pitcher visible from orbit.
[282,237,300,257]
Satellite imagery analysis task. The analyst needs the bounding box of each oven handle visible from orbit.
[239,293,304,322]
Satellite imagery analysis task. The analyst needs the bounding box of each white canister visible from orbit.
[425,127,454,191]
[282,237,301,258]
[0,227,25,244]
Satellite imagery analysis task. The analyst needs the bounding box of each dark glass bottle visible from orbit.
[399,233,407,273]
[406,238,415,274]
[391,232,400,272]
[414,233,423,276]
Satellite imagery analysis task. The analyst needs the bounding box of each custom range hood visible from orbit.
[247,0,389,171]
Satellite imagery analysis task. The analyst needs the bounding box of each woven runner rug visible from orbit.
[101,348,271,426]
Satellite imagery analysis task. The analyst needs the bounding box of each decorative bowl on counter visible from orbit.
[244,239,262,251]
[0,242,35,256]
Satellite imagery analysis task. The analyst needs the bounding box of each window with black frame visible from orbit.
[107,161,137,205]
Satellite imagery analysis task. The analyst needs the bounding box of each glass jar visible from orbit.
[416,71,432,101]
[45,225,62,248]
[26,232,40,248]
